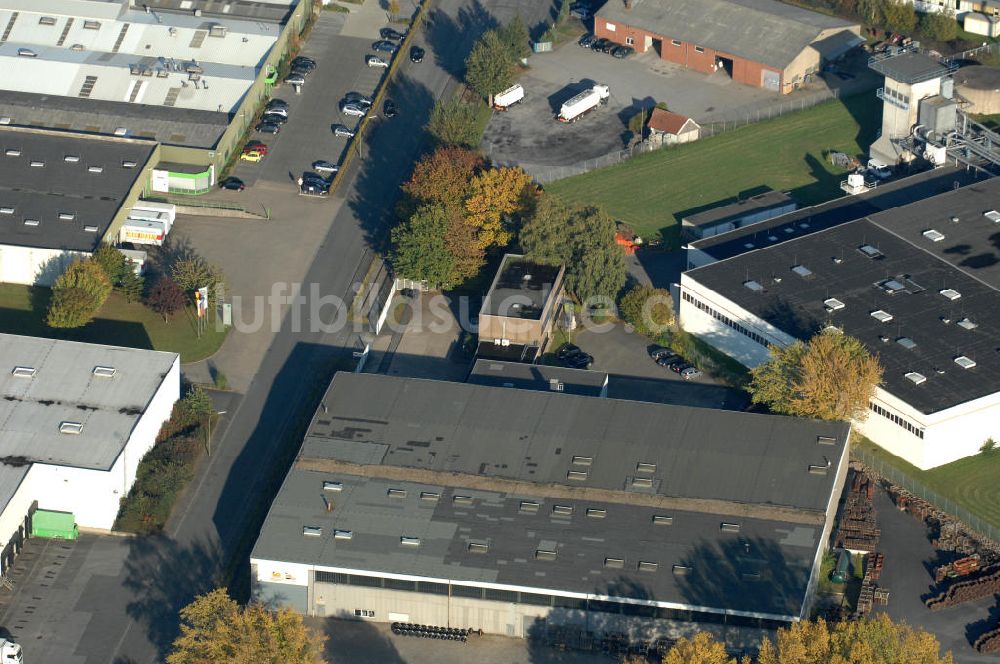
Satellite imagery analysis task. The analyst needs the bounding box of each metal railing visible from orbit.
[852,445,1000,545]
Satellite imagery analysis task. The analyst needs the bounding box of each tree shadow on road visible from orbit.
[424,0,498,80]
[316,614,407,664]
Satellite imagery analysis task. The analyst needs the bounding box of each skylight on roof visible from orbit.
[323,481,342,492]
[858,244,883,259]
[984,210,1000,223]
[0,207,13,215]
[59,422,84,435]
[92,366,116,377]
[638,561,658,572]
[905,372,927,385]
[879,279,906,294]
[824,298,845,311]
[400,536,421,547]
[791,265,813,278]
[334,529,353,540]
[11,366,36,378]
[23,219,39,227]
[743,280,764,292]
[870,309,894,323]
[957,317,978,330]
[923,229,945,242]
[895,337,916,350]
[955,356,977,369]
[535,549,556,561]
[940,288,961,301]
[303,526,322,537]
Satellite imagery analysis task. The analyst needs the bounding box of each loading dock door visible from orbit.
[762,69,780,91]
[644,35,653,53]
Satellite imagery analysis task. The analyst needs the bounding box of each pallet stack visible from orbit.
[866,553,885,581]
[925,563,1000,610]
[934,555,980,583]
[974,626,1000,654]
[836,472,880,552]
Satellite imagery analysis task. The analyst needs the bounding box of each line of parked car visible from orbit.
[650,347,702,380]
[578,34,634,59]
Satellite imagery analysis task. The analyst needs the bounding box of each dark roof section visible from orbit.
[683,191,795,229]
[598,0,856,70]
[481,254,562,320]
[469,359,608,397]
[868,50,954,84]
[302,374,849,514]
[0,91,230,150]
[475,341,540,363]
[0,128,156,251]
[686,167,984,262]
[688,215,1000,414]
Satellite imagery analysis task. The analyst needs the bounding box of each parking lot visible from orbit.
[482,37,783,169]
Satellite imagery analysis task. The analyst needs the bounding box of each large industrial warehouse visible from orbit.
[252,373,850,641]
[680,179,1000,470]
[595,0,862,93]
[0,334,179,572]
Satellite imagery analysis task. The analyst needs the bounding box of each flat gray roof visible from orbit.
[481,254,562,320]
[683,191,795,229]
[0,334,177,470]
[869,50,953,84]
[0,91,230,150]
[0,128,156,251]
[599,0,857,70]
[468,359,608,397]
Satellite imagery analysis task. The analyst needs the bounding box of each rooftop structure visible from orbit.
[682,191,796,239]
[468,359,609,397]
[252,374,850,631]
[868,50,954,85]
[481,255,563,320]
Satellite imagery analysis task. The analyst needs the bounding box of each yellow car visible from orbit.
[240,150,264,163]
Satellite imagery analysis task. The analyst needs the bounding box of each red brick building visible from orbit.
[595,0,862,94]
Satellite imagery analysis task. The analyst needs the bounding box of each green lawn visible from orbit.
[854,437,1000,533]
[546,94,881,246]
[0,283,227,363]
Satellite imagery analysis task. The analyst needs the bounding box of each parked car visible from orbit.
[284,73,306,86]
[649,346,674,360]
[578,33,596,48]
[300,183,329,196]
[302,172,329,186]
[383,99,398,118]
[343,92,374,107]
[372,40,398,54]
[266,99,289,110]
[867,159,892,180]
[557,344,594,369]
[590,38,610,52]
[599,40,617,54]
[312,160,338,174]
[410,45,425,63]
[240,150,264,162]
[681,367,703,380]
[255,121,281,134]
[380,27,406,40]
[670,362,693,374]
[340,102,368,117]
[262,106,288,118]
[332,124,356,138]
[244,141,268,154]
[612,45,635,59]
[219,176,245,191]
[291,56,316,72]
[366,55,389,68]
[261,112,288,124]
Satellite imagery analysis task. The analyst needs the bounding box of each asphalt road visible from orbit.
[104,0,557,662]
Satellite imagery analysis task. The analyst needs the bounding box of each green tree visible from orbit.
[427,96,491,148]
[882,0,916,32]
[748,330,883,421]
[619,285,673,337]
[168,588,327,664]
[465,30,516,102]
[919,11,958,42]
[119,269,145,303]
[46,259,112,328]
[178,384,214,425]
[402,147,483,210]
[520,197,626,302]
[390,203,458,285]
[856,0,886,25]
[557,0,571,25]
[171,256,224,305]
[498,15,531,62]
[93,244,145,303]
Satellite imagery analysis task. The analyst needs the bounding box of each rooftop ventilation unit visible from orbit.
[92,366,116,377]
[302,526,322,537]
[986,210,1000,223]
[453,495,473,505]
[870,310,893,323]
[955,356,977,369]
[468,542,489,554]
[420,491,440,502]
[571,455,593,466]
[824,298,846,312]
[652,515,673,525]
[635,462,656,474]
[604,557,625,569]
[858,244,883,259]
[535,549,557,561]
[720,522,741,533]
[400,536,421,547]
[11,366,36,378]
[808,464,829,476]
[672,564,691,576]
[791,265,813,278]
[387,488,407,499]
[323,481,343,492]
[940,288,961,301]
[896,337,916,350]
[567,470,588,481]
[743,280,764,292]
[586,508,607,519]
[923,229,945,242]
[957,317,978,330]
[817,435,837,445]
[519,500,539,514]
[552,504,574,516]
[638,561,658,572]
[334,529,353,540]
[905,371,927,385]
[60,422,84,435]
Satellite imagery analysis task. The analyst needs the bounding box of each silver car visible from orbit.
[332,124,356,138]
[340,103,367,118]
[312,160,339,174]
[285,74,305,86]
[366,55,389,68]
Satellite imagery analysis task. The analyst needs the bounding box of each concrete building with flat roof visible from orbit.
[251,373,850,641]
[681,177,1000,469]
[0,126,158,285]
[0,334,179,571]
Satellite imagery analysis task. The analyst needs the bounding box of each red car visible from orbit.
[244,141,269,155]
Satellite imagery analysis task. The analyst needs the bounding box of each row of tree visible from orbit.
[822,0,959,42]
[465,17,530,103]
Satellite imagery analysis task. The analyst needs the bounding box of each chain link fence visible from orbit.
[852,445,1000,545]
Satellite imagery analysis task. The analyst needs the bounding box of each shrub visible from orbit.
[46,259,112,328]
[619,285,673,337]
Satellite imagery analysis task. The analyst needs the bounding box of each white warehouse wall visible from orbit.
[0,472,36,574]
[0,244,90,286]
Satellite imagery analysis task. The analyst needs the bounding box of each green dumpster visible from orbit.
[31,510,79,540]
[831,549,850,584]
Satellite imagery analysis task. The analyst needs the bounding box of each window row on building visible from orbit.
[312,570,790,630]
[682,291,771,347]
[869,401,925,439]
